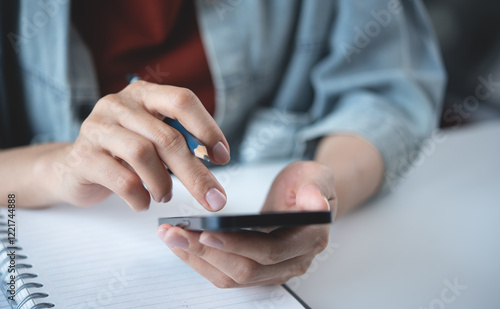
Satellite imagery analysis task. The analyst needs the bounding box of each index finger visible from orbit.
[199,224,330,265]
[126,81,230,164]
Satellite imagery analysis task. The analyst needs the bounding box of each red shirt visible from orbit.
[72,0,215,115]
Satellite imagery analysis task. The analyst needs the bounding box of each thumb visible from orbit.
[295,183,330,211]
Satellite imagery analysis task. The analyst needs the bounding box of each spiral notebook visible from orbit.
[0,164,307,308]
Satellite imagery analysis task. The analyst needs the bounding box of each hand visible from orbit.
[157,161,335,287]
[45,81,230,211]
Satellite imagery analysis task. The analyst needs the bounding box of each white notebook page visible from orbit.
[13,162,304,308]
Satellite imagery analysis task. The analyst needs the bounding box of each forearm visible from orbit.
[314,134,384,217]
[0,143,69,207]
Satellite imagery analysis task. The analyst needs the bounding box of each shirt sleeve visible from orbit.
[297,0,447,192]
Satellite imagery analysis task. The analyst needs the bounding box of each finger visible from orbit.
[76,148,150,211]
[124,81,230,164]
[105,103,227,212]
[262,161,336,213]
[172,247,312,287]
[170,248,309,288]
[157,224,239,288]
[295,183,331,211]
[94,123,173,203]
[162,227,314,285]
[169,248,242,288]
[197,225,329,265]
[157,225,307,287]
[295,163,336,211]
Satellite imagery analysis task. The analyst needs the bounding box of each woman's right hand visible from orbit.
[44,81,230,212]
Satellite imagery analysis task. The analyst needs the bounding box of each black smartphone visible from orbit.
[158,211,332,231]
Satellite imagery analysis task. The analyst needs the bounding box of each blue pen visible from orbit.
[127,74,210,162]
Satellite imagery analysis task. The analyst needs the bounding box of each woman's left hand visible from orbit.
[157,161,336,287]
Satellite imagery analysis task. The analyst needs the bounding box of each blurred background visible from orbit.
[423,0,500,127]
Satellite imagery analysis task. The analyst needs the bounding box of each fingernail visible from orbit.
[323,196,331,210]
[156,227,168,240]
[161,191,172,203]
[205,188,226,211]
[164,234,189,249]
[212,141,230,164]
[200,235,224,249]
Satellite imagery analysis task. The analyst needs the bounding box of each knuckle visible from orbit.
[125,80,149,100]
[173,88,198,110]
[233,261,258,284]
[98,94,133,119]
[96,94,120,110]
[295,260,311,277]
[191,168,214,192]
[79,117,98,135]
[260,254,276,266]
[151,128,170,147]
[128,79,148,90]
[157,129,186,155]
[117,174,141,195]
[79,118,92,133]
[314,232,329,254]
[125,140,154,162]
[79,117,112,145]
[262,243,285,265]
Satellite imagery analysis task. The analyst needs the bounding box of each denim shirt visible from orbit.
[11,0,446,191]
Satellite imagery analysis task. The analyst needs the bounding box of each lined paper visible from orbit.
[12,164,303,308]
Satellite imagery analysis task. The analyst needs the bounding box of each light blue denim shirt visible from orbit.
[14,0,446,191]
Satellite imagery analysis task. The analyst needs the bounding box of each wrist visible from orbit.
[314,134,384,216]
[32,143,73,206]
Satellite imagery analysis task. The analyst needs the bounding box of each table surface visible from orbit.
[290,121,500,309]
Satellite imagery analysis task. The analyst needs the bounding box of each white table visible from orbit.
[290,121,500,308]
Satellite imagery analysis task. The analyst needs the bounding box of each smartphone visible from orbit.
[158,211,332,232]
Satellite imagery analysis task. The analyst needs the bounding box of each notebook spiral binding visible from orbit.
[0,212,55,309]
